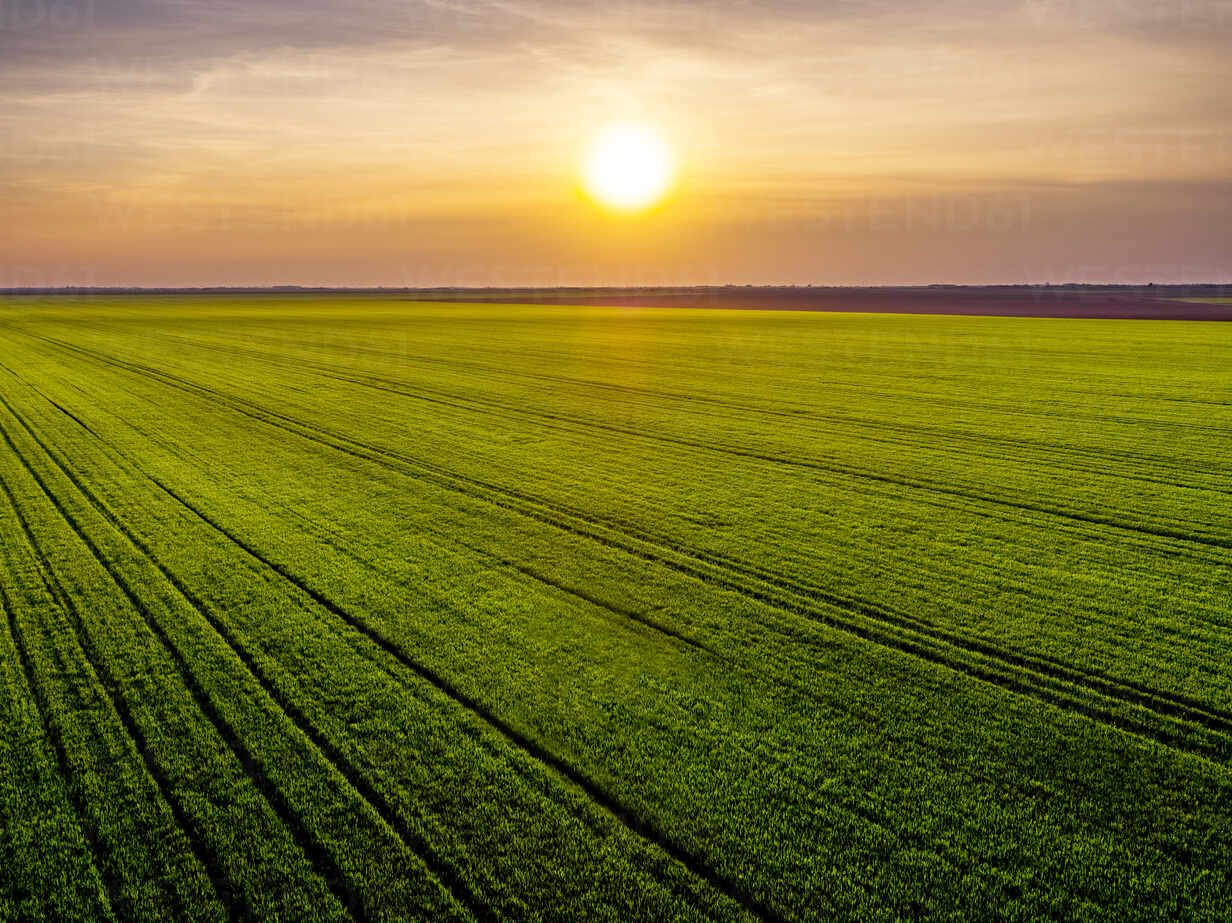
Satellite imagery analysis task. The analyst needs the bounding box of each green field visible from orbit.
[1,296,1230,921]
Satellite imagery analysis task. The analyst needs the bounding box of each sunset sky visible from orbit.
[3,0,1230,287]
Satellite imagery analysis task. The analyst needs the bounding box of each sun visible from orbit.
[582,123,674,213]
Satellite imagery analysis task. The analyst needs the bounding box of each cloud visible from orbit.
[1,0,1229,284]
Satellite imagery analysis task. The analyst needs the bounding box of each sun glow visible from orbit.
[582,123,674,213]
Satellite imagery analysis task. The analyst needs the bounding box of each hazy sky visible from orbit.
[3,0,1230,286]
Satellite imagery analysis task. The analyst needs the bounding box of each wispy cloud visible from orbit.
[2,0,1229,284]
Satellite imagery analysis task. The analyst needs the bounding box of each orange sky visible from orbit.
[3,1,1230,286]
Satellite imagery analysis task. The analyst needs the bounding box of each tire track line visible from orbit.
[0,396,489,923]
[18,331,1232,756]
[0,413,379,922]
[144,472,784,923]
[113,324,1232,498]
[0,537,121,922]
[3,356,773,917]
[229,478,1232,771]
[10,332,1232,583]
[319,367,1232,550]
[167,330,1232,495]
[17,324,1232,567]
[5,391,987,881]
[0,458,243,921]
[206,326,1232,439]
[28,325,1232,553]
[263,489,848,720]
[4,346,754,886]
[97,351,1232,743]
[4,385,776,923]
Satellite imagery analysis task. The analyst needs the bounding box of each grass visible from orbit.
[0,294,1230,921]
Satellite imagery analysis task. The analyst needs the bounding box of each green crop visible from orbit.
[0,295,1229,921]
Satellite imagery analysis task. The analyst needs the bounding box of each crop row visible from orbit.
[10,318,1229,714]
[2,299,1231,920]
[10,328,1229,761]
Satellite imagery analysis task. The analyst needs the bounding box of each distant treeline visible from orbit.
[2,284,1230,297]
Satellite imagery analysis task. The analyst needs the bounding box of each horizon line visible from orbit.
[4,283,1231,295]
